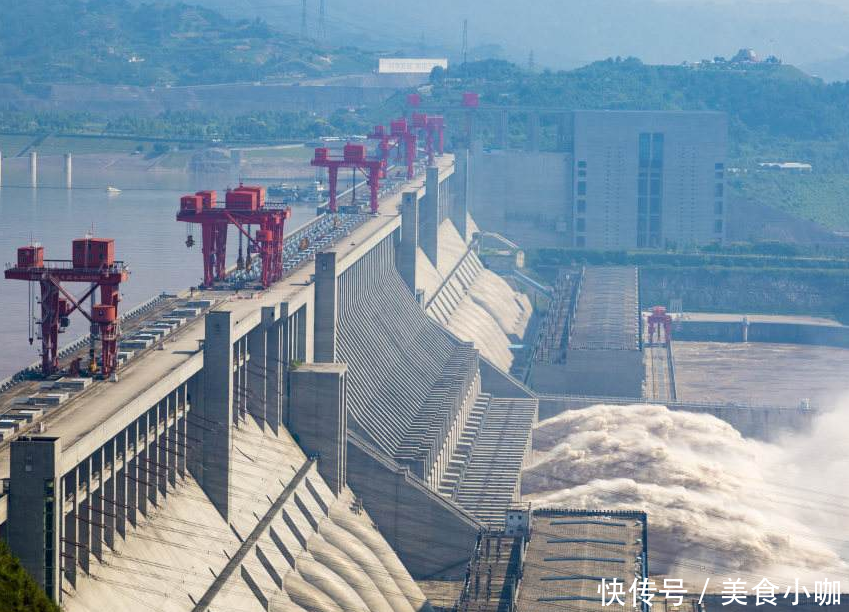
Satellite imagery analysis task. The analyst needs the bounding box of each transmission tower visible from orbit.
[462,19,468,66]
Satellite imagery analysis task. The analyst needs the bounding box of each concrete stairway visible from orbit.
[437,393,491,498]
[453,398,537,528]
[338,262,482,487]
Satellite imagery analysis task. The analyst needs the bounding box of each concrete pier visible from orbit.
[29,151,37,187]
[289,362,348,495]
[8,437,61,601]
[422,166,441,269]
[64,153,72,189]
[400,191,419,295]
[314,251,338,363]
[451,148,470,241]
[201,310,233,520]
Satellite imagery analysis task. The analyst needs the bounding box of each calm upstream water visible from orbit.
[0,157,315,379]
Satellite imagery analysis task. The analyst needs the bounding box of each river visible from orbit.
[0,155,315,379]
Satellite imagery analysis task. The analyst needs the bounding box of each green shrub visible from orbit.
[0,540,58,612]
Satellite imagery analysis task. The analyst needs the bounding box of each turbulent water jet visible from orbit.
[523,403,849,587]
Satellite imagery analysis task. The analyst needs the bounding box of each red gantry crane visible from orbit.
[647,305,673,345]
[390,118,417,179]
[5,238,129,377]
[177,186,292,289]
[310,144,384,214]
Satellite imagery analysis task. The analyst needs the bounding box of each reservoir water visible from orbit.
[0,156,315,378]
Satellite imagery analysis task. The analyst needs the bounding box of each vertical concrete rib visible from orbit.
[8,437,62,601]
[314,251,338,363]
[104,440,116,550]
[400,192,419,295]
[78,458,91,575]
[451,150,470,242]
[422,166,440,268]
[266,305,283,434]
[63,467,77,588]
[167,392,178,487]
[247,320,268,429]
[116,429,128,539]
[90,450,103,562]
[203,310,234,521]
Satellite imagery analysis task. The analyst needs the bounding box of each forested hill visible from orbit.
[431,58,849,171]
[0,0,374,86]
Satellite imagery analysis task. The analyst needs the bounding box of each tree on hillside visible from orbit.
[0,541,58,612]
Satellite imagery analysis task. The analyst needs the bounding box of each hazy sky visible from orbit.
[200,0,849,76]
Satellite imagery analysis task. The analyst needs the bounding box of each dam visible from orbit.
[0,150,538,610]
[0,123,844,611]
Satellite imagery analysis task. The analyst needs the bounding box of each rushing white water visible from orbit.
[417,220,532,371]
[523,403,849,586]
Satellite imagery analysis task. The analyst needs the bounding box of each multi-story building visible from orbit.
[571,110,728,249]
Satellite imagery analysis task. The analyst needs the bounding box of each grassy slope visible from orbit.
[730,172,849,232]
[0,0,374,86]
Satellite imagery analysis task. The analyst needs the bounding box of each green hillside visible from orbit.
[424,58,849,230]
[0,0,374,86]
[0,541,58,612]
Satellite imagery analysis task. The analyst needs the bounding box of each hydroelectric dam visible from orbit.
[0,151,539,611]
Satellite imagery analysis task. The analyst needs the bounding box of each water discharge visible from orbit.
[523,403,849,587]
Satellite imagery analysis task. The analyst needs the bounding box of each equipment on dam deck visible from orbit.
[411,112,445,166]
[647,305,673,345]
[369,119,418,180]
[5,238,129,377]
[177,186,292,289]
[390,118,417,179]
[310,144,384,214]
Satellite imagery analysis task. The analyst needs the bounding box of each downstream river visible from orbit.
[0,157,314,379]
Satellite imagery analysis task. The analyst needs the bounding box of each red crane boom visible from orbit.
[5,238,129,377]
[310,144,384,214]
[177,187,292,289]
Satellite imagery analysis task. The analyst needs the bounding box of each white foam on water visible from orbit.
[523,403,849,586]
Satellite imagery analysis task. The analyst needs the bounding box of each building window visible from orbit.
[576,235,586,247]
[577,181,587,196]
[715,162,724,170]
[576,218,586,232]
[637,132,664,247]
[714,219,723,233]
[578,161,587,168]
[715,183,724,198]
[714,201,723,215]
[577,200,586,213]
[578,169,587,178]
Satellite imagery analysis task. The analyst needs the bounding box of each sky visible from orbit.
[197,0,849,79]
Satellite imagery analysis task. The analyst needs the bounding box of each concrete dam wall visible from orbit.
[673,318,849,349]
[640,266,849,317]
[0,153,537,607]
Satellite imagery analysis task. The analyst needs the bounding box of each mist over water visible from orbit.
[523,403,849,587]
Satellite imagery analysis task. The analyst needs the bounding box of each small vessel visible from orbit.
[105,186,122,194]
[267,182,298,199]
[300,181,327,204]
